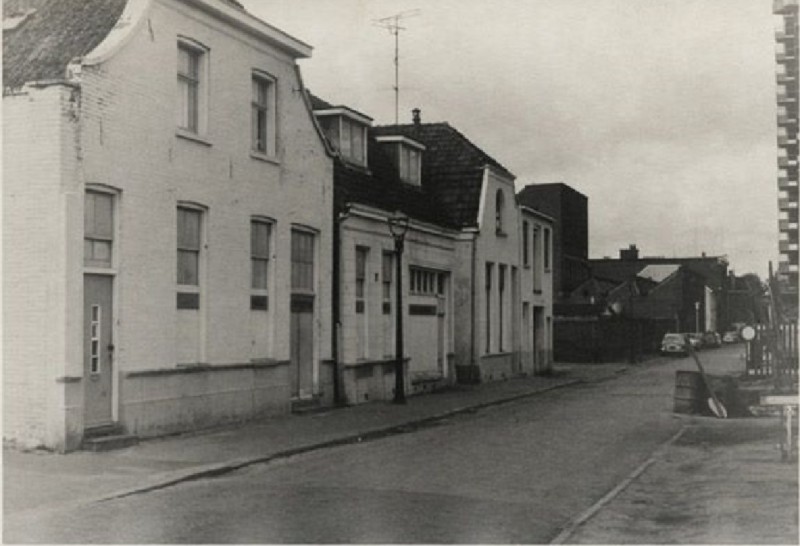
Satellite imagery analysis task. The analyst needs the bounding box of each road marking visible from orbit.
[549,425,688,544]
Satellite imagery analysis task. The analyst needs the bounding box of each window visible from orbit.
[522,220,530,267]
[485,263,493,353]
[544,227,552,270]
[177,206,203,309]
[89,305,101,374]
[177,43,203,133]
[382,251,393,314]
[495,189,505,234]
[251,220,271,310]
[499,264,506,352]
[355,247,368,314]
[533,225,542,293]
[84,190,114,268]
[291,230,315,293]
[399,145,421,185]
[252,73,276,156]
[410,267,442,296]
[318,114,368,167]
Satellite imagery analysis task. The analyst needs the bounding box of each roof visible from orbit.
[334,132,459,230]
[3,0,127,90]
[637,264,680,284]
[373,123,515,228]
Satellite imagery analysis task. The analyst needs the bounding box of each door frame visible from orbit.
[83,272,119,426]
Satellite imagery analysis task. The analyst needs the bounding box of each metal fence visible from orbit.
[745,322,799,378]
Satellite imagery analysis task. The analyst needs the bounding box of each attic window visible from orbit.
[3,9,35,30]
[315,108,372,168]
[375,136,425,186]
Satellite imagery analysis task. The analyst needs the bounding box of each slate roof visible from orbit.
[3,0,128,90]
[372,123,515,228]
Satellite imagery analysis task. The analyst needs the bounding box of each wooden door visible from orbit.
[84,274,113,426]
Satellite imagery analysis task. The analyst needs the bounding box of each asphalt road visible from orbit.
[5,346,743,543]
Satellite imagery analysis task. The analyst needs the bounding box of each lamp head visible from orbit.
[388,211,410,240]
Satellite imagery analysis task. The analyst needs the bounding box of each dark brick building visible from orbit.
[517,183,590,300]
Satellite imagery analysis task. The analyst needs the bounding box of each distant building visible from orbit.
[773,0,799,317]
[517,183,590,301]
[589,245,729,332]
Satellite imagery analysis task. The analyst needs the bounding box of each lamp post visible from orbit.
[388,211,410,404]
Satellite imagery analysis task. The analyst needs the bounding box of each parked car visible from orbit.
[686,333,703,351]
[702,331,722,348]
[661,333,688,356]
[722,331,740,343]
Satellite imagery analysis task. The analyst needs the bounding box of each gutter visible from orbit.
[331,204,350,405]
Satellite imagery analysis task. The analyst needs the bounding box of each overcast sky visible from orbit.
[243,0,779,277]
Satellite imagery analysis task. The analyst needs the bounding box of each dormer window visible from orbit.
[375,136,425,186]
[314,107,372,168]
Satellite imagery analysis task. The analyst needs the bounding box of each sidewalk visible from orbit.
[4,362,629,517]
[563,417,799,544]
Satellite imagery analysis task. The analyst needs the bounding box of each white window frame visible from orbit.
[177,203,206,308]
[251,71,277,158]
[84,189,116,270]
[177,38,209,138]
[250,217,272,310]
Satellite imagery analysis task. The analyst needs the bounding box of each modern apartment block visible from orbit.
[774,0,799,310]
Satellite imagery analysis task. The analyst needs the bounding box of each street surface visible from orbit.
[5,346,753,543]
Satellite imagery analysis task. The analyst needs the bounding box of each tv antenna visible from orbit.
[373,9,420,124]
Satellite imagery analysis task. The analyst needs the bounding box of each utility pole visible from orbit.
[374,9,420,124]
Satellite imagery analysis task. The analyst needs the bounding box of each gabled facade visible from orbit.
[3,0,333,451]
[372,119,554,383]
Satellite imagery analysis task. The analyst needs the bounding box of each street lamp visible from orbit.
[388,211,410,404]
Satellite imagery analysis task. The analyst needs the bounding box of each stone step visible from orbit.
[291,397,323,415]
[83,423,124,439]
[82,434,139,452]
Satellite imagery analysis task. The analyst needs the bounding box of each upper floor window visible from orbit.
[84,190,114,268]
[252,72,276,156]
[398,146,421,185]
[522,220,530,267]
[177,40,207,135]
[495,189,505,234]
[376,135,425,186]
[315,108,372,167]
[544,227,552,270]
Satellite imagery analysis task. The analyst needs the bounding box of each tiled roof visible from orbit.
[373,123,515,228]
[3,0,127,90]
[334,133,458,229]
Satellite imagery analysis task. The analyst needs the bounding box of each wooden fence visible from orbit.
[745,322,798,378]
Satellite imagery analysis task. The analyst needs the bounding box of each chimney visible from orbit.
[620,244,639,261]
[412,108,421,125]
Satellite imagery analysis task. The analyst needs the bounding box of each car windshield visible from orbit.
[664,334,684,342]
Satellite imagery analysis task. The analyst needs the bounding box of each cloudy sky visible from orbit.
[243,0,779,277]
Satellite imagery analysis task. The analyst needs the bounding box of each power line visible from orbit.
[373,9,420,124]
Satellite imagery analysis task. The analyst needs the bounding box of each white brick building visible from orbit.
[3,0,332,451]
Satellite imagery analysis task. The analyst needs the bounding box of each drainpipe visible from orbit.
[470,231,478,380]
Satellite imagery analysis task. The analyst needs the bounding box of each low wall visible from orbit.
[120,361,290,438]
[339,358,409,405]
[478,352,515,382]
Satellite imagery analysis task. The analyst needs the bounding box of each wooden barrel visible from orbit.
[674,370,705,414]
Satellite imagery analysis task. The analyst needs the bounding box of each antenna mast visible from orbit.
[374,9,420,124]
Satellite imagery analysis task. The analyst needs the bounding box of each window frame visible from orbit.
[251,71,277,158]
[355,246,369,314]
[290,228,316,295]
[177,204,205,309]
[84,189,116,269]
[177,38,208,137]
[544,227,552,271]
[495,189,507,235]
[250,218,272,310]
[522,220,530,268]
